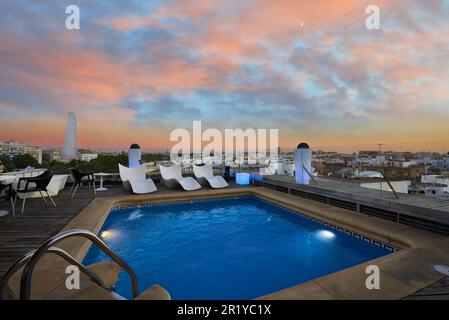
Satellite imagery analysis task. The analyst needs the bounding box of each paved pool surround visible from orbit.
[7,187,449,300]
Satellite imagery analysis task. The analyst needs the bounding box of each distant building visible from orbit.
[388,159,413,168]
[42,150,62,162]
[358,150,380,158]
[429,153,449,170]
[25,146,42,164]
[421,175,449,193]
[444,154,449,169]
[79,153,98,162]
[0,141,26,157]
[358,170,382,178]
[313,150,338,159]
[373,156,386,166]
[410,157,432,166]
[411,183,447,197]
[0,141,42,164]
[333,167,357,178]
[383,165,425,182]
[338,162,425,182]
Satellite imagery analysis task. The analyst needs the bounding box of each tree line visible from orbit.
[0,153,169,174]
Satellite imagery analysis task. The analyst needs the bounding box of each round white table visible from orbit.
[0,176,16,217]
[94,173,109,192]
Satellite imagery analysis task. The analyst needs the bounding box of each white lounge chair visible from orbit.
[193,164,229,189]
[119,164,157,194]
[159,164,201,191]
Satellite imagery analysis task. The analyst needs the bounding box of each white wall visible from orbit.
[360,180,410,194]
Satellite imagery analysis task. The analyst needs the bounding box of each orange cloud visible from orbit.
[1,1,449,152]
[96,15,163,32]
[0,31,229,105]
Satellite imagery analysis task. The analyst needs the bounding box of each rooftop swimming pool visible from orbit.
[83,196,393,299]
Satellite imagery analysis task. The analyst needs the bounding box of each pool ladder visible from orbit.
[0,229,139,300]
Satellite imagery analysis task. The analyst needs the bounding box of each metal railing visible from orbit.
[379,172,400,200]
[0,246,105,299]
[20,229,139,300]
[1,229,139,300]
[303,165,318,185]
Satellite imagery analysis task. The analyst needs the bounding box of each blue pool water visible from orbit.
[83,196,390,299]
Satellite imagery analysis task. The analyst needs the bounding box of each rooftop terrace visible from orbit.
[1,180,449,299]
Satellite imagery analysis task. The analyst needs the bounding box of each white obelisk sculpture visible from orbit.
[128,144,142,168]
[295,143,312,185]
[62,112,78,161]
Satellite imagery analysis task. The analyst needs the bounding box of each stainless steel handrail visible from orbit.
[19,229,138,300]
[0,246,105,299]
[302,165,318,185]
[0,250,34,299]
[379,172,400,200]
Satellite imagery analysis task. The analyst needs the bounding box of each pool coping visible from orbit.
[111,195,401,253]
[7,187,449,300]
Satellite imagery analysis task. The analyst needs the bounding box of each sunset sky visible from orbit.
[0,0,448,152]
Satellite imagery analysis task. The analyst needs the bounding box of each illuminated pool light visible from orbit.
[317,230,336,240]
[101,230,115,239]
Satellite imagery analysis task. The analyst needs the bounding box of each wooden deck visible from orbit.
[0,183,208,276]
[0,185,117,275]
[1,182,448,299]
[405,277,449,300]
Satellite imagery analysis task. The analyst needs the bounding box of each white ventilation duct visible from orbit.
[295,142,312,185]
[128,144,142,168]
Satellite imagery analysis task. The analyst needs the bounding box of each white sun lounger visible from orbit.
[193,164,229,189]
[119,164,157,194]
[159,164,201,191]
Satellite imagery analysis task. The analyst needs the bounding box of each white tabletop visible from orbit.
[94,173,110,176]
[0,175,16,184]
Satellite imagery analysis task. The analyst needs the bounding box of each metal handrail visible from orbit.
[302,165,318,185]
[379,172,400,200]
[0,246,105,299]
[19,229,139,300]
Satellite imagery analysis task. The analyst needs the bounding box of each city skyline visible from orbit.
[1,139,448,156]
[1,1,449,152]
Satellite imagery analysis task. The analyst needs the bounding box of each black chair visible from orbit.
[0,183,15,218]
[70,168,96,198]
[15,170,56,213]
